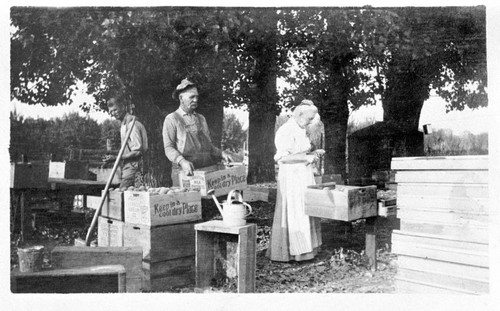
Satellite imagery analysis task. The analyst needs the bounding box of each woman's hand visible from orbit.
[305,153,318,164]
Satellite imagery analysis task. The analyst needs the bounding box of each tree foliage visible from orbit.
[221,113,247,153]
[10,7,487,182]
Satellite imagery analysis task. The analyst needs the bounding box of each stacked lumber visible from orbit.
[391,155,489,294]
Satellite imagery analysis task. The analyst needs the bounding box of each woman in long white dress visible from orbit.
[266,100,325,262]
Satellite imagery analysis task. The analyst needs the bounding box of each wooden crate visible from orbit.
[102,190,124,221]
[391,155,489,294]
[243,186,277,203]
[178,164,247,197]
[124,190,201,227]
[98,216,124,247]
[11,265,126,293]
[304,184,377,221]
[123,221,197,262]
[48,160,91,180]
[142,256,195,291]
[89,167,121,184]
[51,246,143,293]
[10,162,49,189]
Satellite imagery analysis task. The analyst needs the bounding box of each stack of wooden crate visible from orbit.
[95,188,202,292]
[391,155,489,294]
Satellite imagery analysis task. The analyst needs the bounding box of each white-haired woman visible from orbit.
[266,100,325,262]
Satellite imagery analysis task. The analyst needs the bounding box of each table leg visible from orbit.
[365,216,378,271]
[237,225,256,293]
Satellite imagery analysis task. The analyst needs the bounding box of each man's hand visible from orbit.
[179,159,195,176]
[102,154,117,164]
[221,151,234,163]
[313,149,326,156]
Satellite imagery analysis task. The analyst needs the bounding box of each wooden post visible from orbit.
[365,216,378,271]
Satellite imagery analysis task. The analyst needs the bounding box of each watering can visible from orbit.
[207,189,252,226]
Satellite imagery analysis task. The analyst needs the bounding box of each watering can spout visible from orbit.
[207,189,224,216]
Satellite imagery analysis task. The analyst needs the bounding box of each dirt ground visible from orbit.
[10,189,399,294]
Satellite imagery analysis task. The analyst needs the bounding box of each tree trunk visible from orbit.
[198,88,224,149]
[319,82,349,179]
[383,63,430,132]
[246,36,279,184]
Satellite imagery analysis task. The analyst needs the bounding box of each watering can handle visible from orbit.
[243,202,252,216]
[227,189,244,205]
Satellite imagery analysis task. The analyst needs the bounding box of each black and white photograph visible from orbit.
[2,0,499,310]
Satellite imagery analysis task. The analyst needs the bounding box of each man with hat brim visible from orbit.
[163,79,233,180]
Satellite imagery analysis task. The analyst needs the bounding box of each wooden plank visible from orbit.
[397,267,489,294]
[397,183,488,199]
[123,221,197,262]
[391,155,489,171]
[124,190,202,227]
[11,265,126,293]
[395,170,489,184]
[395,277,480,295]
[142,256,195,291]
[398,220,488,244]
[196,230,216,289]
[397,195,488,214]
[237,224,256,293]
[397,255,489,282]
[195,220,255,235]
[397,208,488,227]
[392,235,488,267]
[304,185,378,221]
[51,246,143,293]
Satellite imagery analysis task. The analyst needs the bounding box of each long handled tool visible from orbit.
[77,116,136,246]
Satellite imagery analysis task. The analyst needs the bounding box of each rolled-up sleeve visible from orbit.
[163,116,184,164]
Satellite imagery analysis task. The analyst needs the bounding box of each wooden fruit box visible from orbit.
[377,198,397,217]
[48,160,91,180]
[243,186,277,203]
[89,167,121,184]
[178,164,247,197]
[304,183,377,221]
[10,162,49,189]
[102,190,125,221]
[124,190,202,227]
[123,221,197,262]
[142,256,195,291]
[50,246,143,293]
[98,216,124,247]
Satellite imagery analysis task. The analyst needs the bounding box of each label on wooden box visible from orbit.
[124,190,201,227]
[178,164,247,197]
[304,184,377,221]
[123,221,197,262]
[97,216,124,247]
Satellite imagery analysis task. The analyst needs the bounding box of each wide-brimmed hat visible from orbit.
[172,79,197,100]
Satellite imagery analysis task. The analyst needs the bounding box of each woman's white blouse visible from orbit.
[274,117,311,162]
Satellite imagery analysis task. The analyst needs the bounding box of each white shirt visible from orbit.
[274,117,311,162]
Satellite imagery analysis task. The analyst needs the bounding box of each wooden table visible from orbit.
[11,178,118,242]
[194,220,256,293]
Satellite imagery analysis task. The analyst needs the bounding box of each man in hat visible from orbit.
[104,90,148,188]
[163,79,232,179]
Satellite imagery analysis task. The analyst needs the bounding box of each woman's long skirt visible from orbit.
[266,161,322,262]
